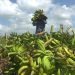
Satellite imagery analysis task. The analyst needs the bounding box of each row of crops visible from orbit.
[0,25,75,75]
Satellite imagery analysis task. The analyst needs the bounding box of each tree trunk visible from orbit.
[35,21,45,34]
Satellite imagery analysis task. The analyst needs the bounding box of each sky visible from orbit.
[0,0,75,34]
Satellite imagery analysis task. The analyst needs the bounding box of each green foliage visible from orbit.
[31,9,47,26]
[0,26,75,75]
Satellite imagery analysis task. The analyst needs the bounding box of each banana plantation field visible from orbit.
[0,26,75,75]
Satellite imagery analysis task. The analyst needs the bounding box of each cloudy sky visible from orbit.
[0,0,75,34]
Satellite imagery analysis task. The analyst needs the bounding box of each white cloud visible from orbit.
[0,0,75,34]
[48,5,74,26]
[0,24,3,30]
[17,0,52,12]
[0,0,20,16]
[56,5,72,19]
[9,0,53,33]
[0,24,10,33]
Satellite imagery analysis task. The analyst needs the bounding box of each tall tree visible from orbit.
[31,9,47,34]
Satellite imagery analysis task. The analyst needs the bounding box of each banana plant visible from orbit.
[33,39,55,74]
